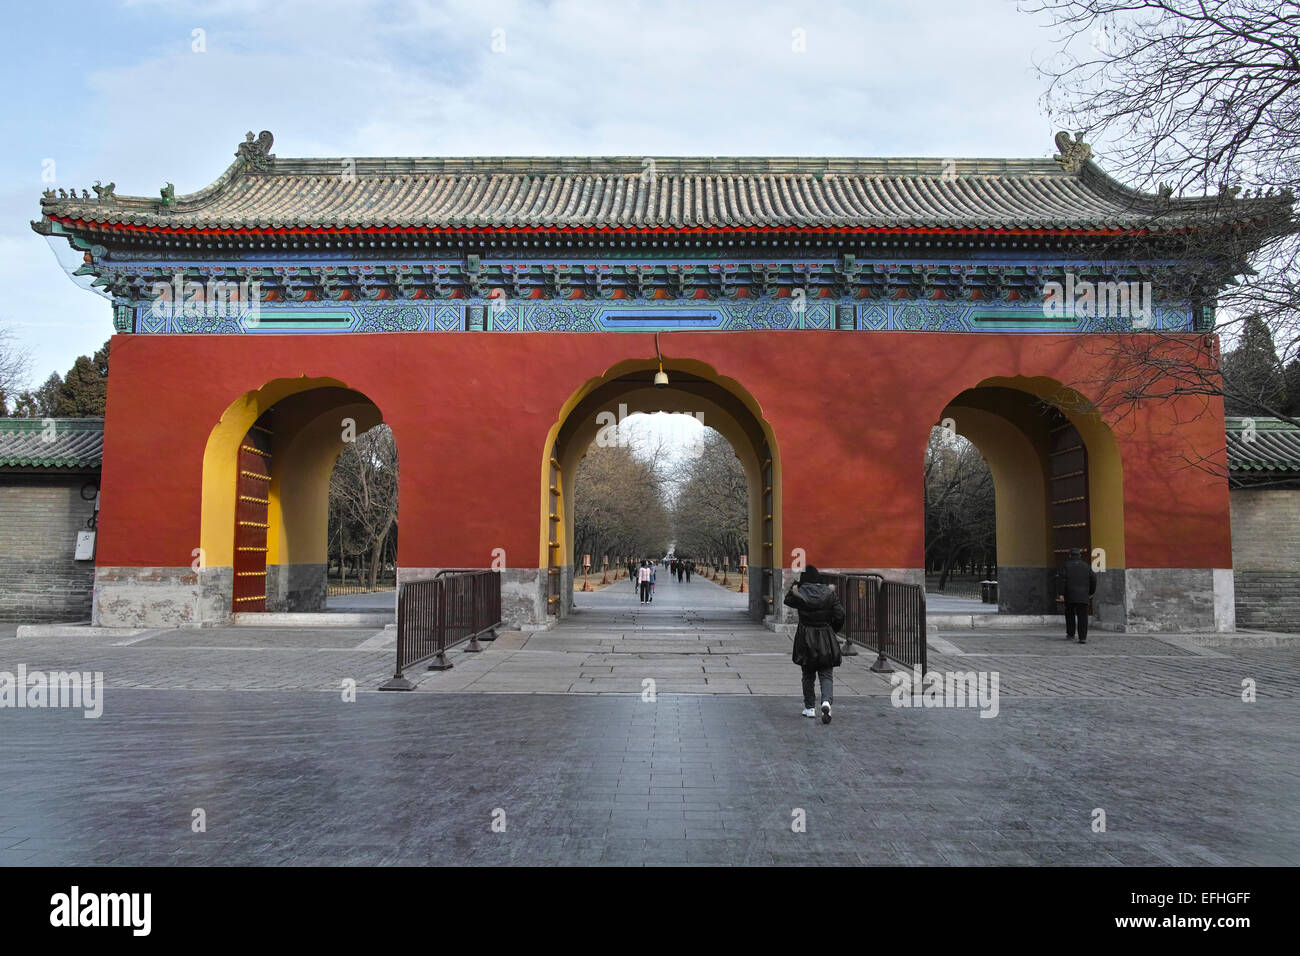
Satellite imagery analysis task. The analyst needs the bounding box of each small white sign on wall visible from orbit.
[74,531,96,561]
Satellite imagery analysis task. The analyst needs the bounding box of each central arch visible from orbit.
[541,358,782,622]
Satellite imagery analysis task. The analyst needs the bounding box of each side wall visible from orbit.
[92,332,1233,630]
[1231,487,1300,631]
[0,473,98,623]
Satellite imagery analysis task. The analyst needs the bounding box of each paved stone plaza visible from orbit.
[2,575,1297,865]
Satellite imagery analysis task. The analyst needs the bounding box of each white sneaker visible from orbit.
[821,701,832,724]
[801,707,815,718]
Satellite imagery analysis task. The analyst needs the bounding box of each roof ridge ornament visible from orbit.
[1053,131,1093,174]
[237,130,276,172]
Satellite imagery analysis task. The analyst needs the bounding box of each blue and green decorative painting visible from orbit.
[132,299,1194,334]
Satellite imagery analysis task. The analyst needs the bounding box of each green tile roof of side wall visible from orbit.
[0,418,104,469]
[1226,416,1300,475]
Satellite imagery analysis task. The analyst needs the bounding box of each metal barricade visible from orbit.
[379,570,502,691]
[819,572,927,674]
[878,579,927,673]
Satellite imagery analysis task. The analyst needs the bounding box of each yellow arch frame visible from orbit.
[941,375,1126,570]
[199,377,384,571]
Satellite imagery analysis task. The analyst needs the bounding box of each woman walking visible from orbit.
[784,566,845,723]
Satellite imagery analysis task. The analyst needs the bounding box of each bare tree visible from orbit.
[0,321,33,415]
[924,428,997,587]
[329,425,398,589]
[668,431,749,565]
[1025,0,1299,424]
[572,440,670,564]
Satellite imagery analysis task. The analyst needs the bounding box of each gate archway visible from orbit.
[542,358,781,622]
[934,376,1124,619]
[201,378,387,615]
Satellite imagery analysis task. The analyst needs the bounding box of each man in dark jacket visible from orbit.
[784,566,846,723]
[1056,548,1097,643]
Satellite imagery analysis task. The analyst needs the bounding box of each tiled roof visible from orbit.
[35,146,1291,236]
[0,418,103,470]
[1226,416,1300,478]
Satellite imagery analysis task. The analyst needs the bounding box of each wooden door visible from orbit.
[1048,416,1090,578]
[233,410,273,612]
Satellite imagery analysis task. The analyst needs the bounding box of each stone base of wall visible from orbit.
[0,556,96,624]
[92,566,233,627]
[748,566,765,620]
[993,566,1232,631]
[1233,570,1300,631]
[266,563,326,612]
[87,564,1238,632]
[1119,568,1234,632]
[997,566,1055,614]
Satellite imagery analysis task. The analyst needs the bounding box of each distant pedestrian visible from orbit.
[638,561,652,603]
[1056,548,1097,644]
[784,566,845,723]
[650,562,657,601]
[685,562,692,583]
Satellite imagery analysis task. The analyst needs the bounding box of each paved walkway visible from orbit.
[1,573,1298,865]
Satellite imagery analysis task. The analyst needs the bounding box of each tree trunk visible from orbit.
[937,550,958,591]
[368,536,383,590]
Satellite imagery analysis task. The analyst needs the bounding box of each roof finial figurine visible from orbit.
[1053,131,1093,173]
[159,182,175,207]
[236,130,276,171]
[92,180,116,201]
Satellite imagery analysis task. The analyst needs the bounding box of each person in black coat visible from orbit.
[1056,548,1097,643]
[784,565,846,723]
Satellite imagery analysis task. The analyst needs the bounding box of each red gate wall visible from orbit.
[96,331,1232,574]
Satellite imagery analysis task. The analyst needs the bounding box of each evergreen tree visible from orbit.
[51,341,109,417]
[1221,316,1286,416]
[1285,359,1300,418]
[12,373,63,418]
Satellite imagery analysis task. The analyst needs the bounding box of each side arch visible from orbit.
[200,377,388,615]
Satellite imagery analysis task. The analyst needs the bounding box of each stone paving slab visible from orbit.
[0,690,1295,866]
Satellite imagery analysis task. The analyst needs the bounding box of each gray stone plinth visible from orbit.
[1122,567,1235,632]
[997,566,1056,614]
[266,563,327,612]
[92,565,233,628]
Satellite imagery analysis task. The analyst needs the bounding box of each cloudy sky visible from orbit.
[1,0,1091,386]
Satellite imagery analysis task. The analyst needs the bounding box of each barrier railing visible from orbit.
[878,579,927,673]
[821,572,926,674]
[379,570,502,691]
